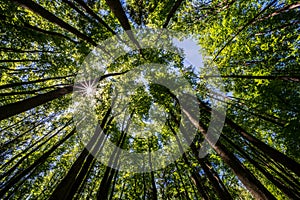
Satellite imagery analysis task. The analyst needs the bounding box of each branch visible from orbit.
[163,0,184,28]
[213,0,277,61]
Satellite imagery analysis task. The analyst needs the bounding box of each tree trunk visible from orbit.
[0,59,39,63]
[0,71,128,121]
[174,161,191,200]
[168,120,227,199]
[96,131,126,200]
[0,85,73,121]
[49,110,112,200]
[222,134,300,199]
[0,128,76,198]
[0,120,71,179]
[198,99,300,177]
[22,22,79,44]
[12,0,97,46]
[108,169,119,200]
[1,115,54,153]
[163,0,183,28]
[191,171,211,200]
[182,108,276,200]
[96,111,133,200]
[200,159,232,200]
[104,0,141,49]
[149,153,158,200]
[207,93,285,126]
[257,2,300,22]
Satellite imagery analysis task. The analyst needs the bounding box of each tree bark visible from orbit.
[207,93,285,127]
[22,22,79,44]
[0,47,58,53]
[1,115,54,153]
[0,59,39,63]
[149,149,158,200]
[168,120,228,200]
[96,111,133,200]
[257,2,300,22]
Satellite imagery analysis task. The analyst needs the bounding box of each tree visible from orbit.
[1,0,299,199]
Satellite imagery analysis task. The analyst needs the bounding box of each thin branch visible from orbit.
[163,0,184,28]
[213,0,277,61]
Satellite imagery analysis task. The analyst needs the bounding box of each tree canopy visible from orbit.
[0,0,299,199]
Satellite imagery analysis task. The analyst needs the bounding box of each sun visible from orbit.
[74,78,98,97]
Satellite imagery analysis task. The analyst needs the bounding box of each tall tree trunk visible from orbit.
[182,108,276,200]
[0,120,71,179]
[143,167,147,200]
[118,182,126,199]
[49,109,112,200]
[222,134,300,199]
[73,159,97,200]
[65,156,97,199]
[191,171,211,200]
[205,160,232,198]
[0,47,58,53]
[0,85,73,121]
[96,130,127,200]
[207,93,285,126]
[257,2,300,22]
[0,59,39,63]
[61,0,95,24]
[0,115,30,132]
[0,128,76,198]
[248,145,300,192]
[108,169,119,200]
[168,120,228,199]
[174,161,191,200]
[0,85,68,97]
[149,150,158,200]
[104,0,141,49]
[199,159,232,200]
[97,111,133,200]
[226,116,300,177]
[198,99,300,177]
[22,22,79,44]
[0,71,128,121]
[1,115,54,153]
[12,0,97,46]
